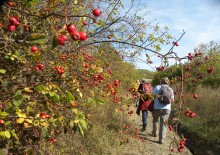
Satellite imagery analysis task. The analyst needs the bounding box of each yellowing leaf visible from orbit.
[79,92,83,98]
[149,34,154,41]
[79,119,87,130]
[35,113,40,118]
[70,120,74,127]
[90,90,94,96]
[4,131,11,139]
[74,120,79,123]
[16,111,26,118]
[58,116,65,122]
[0,69,6,74]
[24,87,33,93]
[24,123,32,128]
[25,119,33,124]
[34,120,40,126]
[90,64,96,69]
[95,67,103,73]
[40,122,49,128]
[16,118,25,124]
[78,124,84,137]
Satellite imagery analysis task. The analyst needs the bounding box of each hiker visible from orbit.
[151,77,174,144]
[136,78,153,132]
[135,80,140,107]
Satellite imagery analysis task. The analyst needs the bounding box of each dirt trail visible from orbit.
[110,107,192,155]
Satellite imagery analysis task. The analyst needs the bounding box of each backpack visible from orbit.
[158,85,172,104]
[138,83,152,94]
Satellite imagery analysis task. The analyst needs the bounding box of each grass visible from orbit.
[173,86,220,146]
[38,98,134,155]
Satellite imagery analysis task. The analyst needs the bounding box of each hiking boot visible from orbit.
[159,140,164,144]
[141,126,146,132]
[149,132,156,137]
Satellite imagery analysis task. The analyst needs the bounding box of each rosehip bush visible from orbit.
[0,0,172,153]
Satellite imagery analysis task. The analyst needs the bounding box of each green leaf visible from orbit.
[96,98,104,105]
[0,131,5,140]
[79,119,88,130]
[4,121,11,126]
[149,34,154,41]
[66,91,75,101]
[11,130,19,141]
[49,91,55,97]
[52,36,58,49]
[27,33,49,45]
[0,69,6,74]
[166,34,172,39]
[41,127,48,138]
[52,94,60,103]
[78,124,84,137]
[14,90,22,98]
[13,100,22,107]
[87,97,96,103]
[36,85,45,91]
[6,107,14,114]
[155,44,161,52]
[0,111,9,118]
[23,95,30,100]
[4,130,11,139]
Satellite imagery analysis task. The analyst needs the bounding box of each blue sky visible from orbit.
[121,0,220,70]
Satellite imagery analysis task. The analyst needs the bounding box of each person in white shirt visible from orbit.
[151,77,174,144]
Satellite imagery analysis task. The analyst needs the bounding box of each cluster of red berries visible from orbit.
[178,138,186,152]
[50,137,56,143]
[186,66,190,71]
[156,66,165,71]
[114,80,120,87]
[107,83,115,95]
[8,16,20,31]
[207,67,214,74]
[31,46,38,53]
[23,23,29,31]
[55,66,65,75]
[36,63,44,71]
[173,41,179,46]
[67,24,87,42]
[197,73,203,79]
[93,73,104,83]
[185,110,196,118]
[113,96,119,103]
[61,54,66,61]
[187,53,193,60]
[57,34,68,45]
[40,112,51,119]
[194,51,202,57]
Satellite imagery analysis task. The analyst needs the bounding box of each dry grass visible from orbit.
[39,100,131,155]
[175,86,220,145]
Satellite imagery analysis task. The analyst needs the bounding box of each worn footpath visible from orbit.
[110,107,192,155]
